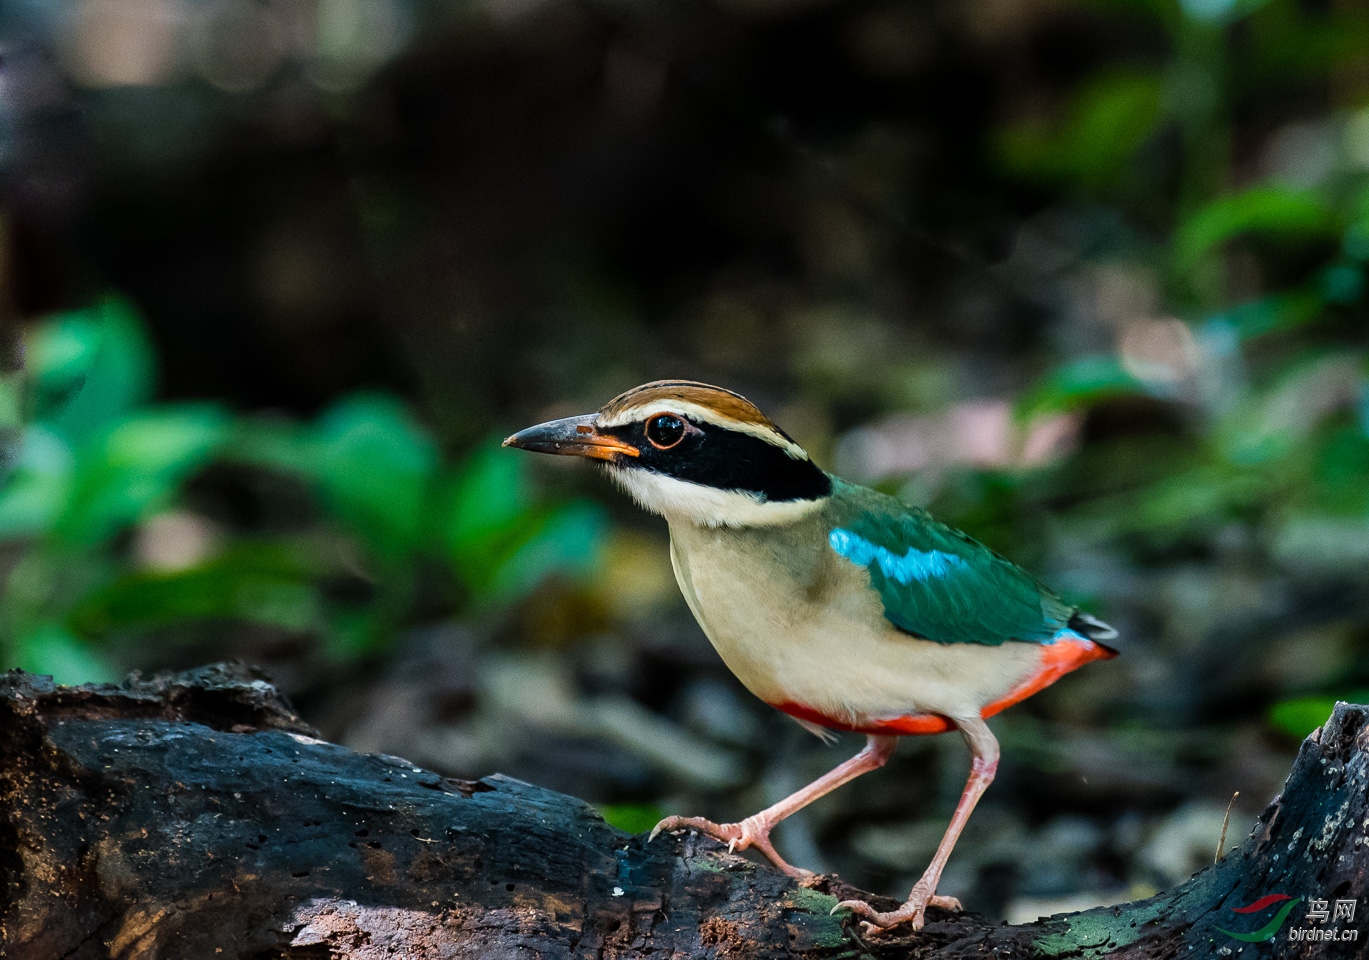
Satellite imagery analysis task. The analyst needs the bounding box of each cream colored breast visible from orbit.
[666,519,1043,725]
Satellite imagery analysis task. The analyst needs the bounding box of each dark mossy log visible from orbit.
[0,664,1365,960]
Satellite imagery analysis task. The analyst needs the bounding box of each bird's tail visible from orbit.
[1068,611,1119,656]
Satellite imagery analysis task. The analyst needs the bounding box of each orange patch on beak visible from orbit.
[575,434,641,461]
[502,413,641,461]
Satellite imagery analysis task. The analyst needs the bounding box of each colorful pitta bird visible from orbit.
[504,380,1117,933]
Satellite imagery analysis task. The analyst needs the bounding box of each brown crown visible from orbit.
[598,380,780,430]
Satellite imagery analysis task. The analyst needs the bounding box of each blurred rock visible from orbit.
[480,651,747,790]
[335,623,479,756]
[1021,815,1104,896]
[584,694,748,789]
[1257,620,1358,693]
[851,819,954,869]
[1138,801,1238,886]
[676,677,764,748]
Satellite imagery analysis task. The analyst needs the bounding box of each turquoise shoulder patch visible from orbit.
[823,493,1072,646]
[829,528,967,583]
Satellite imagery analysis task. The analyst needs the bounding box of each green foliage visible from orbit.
[1172,187,1338,276]
[442,448,605,605]
[979,0,1369,731]
[29,299,156,445]
[596,802,664,835]
[1018,355,1154,419]
[60,407,230,546]
[998,72,1164,194]
[1268,692,1369,740]
[0,301,605,680]
[71,543,326,636]
[313,394,441,566]
[992,0,1369,548]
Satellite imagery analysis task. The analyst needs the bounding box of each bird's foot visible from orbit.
[648,813,813,878]
[832,881,961,936]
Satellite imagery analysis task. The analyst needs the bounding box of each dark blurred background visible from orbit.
[2,0,1368,925]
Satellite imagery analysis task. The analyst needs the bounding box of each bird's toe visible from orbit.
[648,815,738,846]
[928,894,962,912]
[647,816,679,842]
[832,899,878,920]
[833,898,932,934]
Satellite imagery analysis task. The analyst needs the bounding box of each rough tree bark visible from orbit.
[0,664,1364,959]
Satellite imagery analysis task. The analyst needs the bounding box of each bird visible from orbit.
[503,380,1117,934]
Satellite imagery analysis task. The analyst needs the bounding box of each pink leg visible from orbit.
[650,734,898,877]
[835,717,999,934]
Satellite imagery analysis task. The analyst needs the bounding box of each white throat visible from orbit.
[604,466,827,528]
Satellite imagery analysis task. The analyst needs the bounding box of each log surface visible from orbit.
[0,664,1365,959]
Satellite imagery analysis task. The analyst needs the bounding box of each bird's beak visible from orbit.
[502,413,640,461]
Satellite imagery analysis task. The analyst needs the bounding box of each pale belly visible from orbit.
[668,527,1044,727]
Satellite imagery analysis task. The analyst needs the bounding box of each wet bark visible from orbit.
[0,664,1364,959]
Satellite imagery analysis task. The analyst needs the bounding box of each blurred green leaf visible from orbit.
[224,418,319,476]
[997,72,1163,191]
[1321,264,1364,304]
[441,444,605,604]
[2,298,609,668]
[1311,425,1369,512]
[0,427,75,539]
[1138,466,1267,528]
[1018,355,1151,419]
[14,622,119,684]
[29,299,156,445]
[451,496,606,606]
[1344,223,1369,263]
[1270,513,1369,575]
[1268,692,1369,740]
[597,803,664,835]
[71,541,323,634]
[483,501,606,603]
[321,609,385,660]
[444,443,531,552]
[1209,289,1324,340]
[55,405,229,545]
[0,371,20,430]
[313,393,439,564]
[1173,187,1338,275]
[1214,353,1362,465]
[1074,462,1268,540]
[1178,0,1273,26]
[1248,1,1369,76]
[0,371,21,491]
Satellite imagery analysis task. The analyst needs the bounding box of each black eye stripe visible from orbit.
[620,417,830,503]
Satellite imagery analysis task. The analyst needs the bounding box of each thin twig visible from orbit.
[1215,792,1239,864]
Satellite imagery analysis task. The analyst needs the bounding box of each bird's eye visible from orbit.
[645,414,686,449]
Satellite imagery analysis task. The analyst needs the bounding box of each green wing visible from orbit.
[828,481,1074,646]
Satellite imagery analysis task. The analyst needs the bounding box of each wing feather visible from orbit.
[829,483,1074,647]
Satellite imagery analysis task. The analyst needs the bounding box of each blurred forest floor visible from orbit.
[2,0,1369,924]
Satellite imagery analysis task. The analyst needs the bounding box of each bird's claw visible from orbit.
[647,814,700,845]
[646,813,813,878]
[831,888,961,935]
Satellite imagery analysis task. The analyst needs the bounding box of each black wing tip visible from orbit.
[1069,611,1119,655]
